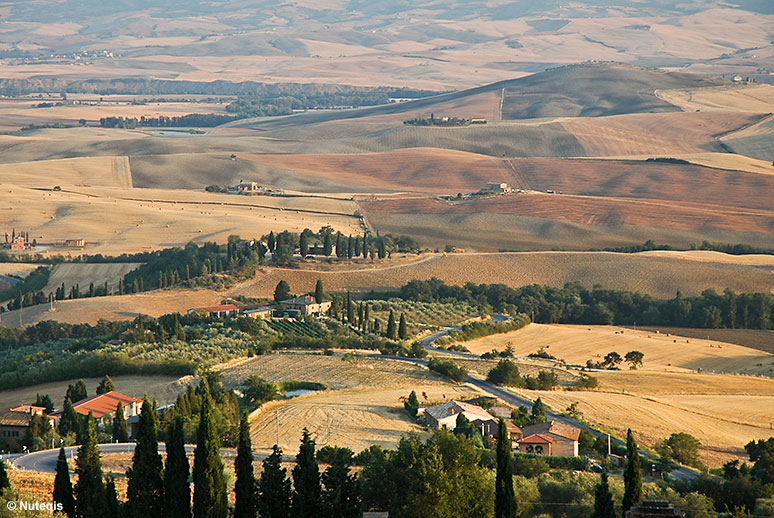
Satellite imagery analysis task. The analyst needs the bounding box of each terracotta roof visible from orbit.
[0,410,33,427]
[51,391,142,419]
[521,420,581,441]
[505,422,522,436]
[280,295,317,305]
[425,400,494,422]
[192,304,240,313]
[518,433,554,444]
[10,405,46,415]
[244,306,272,313]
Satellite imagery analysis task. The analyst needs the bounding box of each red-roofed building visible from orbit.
[50,391,143,430]
[519,420,581,456]
[517,433,555,455]
[188,304,240,318]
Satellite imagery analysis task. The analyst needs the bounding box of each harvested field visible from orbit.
[460,323,774,376]
[360,193,774,235]
[0,263,40,278]
[513,388,774,466]
[0,374,187,411]
[560,111,758,156]
[637,250,774,266]
[0,184,362,256]
[9,470,61,504]
[723,116,774,161]
[631,327,774,355]
[43,262,141,295]
[577,153,774,176]
[0,288,220,328]
[592,369,774,396]
[656,84,774,113]
[0,156,133,188]
[229,251,774,300]
[502,158,774,211]
[249,384,479,454]
[218,352,446,391]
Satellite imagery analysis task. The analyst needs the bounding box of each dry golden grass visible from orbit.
[461,323,774,376]
[0,288,221,328]
[0,183,362,256]
[43,262,141,294]
[9,470,60,504]
[249,384,479,454]
[0,263,40,278]
[218,352,446,391]
[560,111,757,156]
[632,327,774,354]
[0,375,188,411]
[0,156,133,188]
[575,153,774,176]
[593,369,774,396]
[229,251,774,300]
[656,84,774,113]
[638,250,774,266]
[513,387,774,466]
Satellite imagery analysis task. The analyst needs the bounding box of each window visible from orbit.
[535,445,543,454]
[526,445,534,453]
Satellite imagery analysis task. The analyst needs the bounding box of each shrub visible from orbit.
[427,357,467,383]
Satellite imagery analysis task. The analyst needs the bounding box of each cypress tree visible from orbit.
[292,428,322,518]
[256,445,291,518]
[593,472,615,518]
[193,381,227,518]
[346,292,354,324]
[321,450,360,518]
[59,397,80,438]
[364,305,371,331]
[96,375,115,394]
[622,428,643,517]
[105,477,120,518]
[358,302,364,330]
[74,415,105,518]
[398,313,407,340]
[112,402,130,443]
[274,280,291,302]
[165,417,191,518]
[347,235,354,259]
[53,447,75,517]
[335,233,344,258]
[126,397,164,518]
[531,397,547,422]
[314,280,324,304]
[0,459,10,492]
[386,310,397,339]
[234,412,255,518]
[267,231,276,253]
[362,235,368,258]
[299,233,308,258]
[323,232,332,256]
[495,418,517,518]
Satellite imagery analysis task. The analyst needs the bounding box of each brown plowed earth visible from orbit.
[359,193,774,235]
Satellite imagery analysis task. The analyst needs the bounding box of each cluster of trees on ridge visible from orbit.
[396,278,774,330]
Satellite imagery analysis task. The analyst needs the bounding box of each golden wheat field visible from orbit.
[249,384,480,454]
[656,84,774,113]
[0,156,133,188]
[460,323,774,376]
[42,262,141,295]
[228,251,774,300]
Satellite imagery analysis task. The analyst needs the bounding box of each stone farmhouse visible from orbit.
[518,420,581,456]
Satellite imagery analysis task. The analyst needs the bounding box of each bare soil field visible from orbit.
[43,262,141,295]
[631,327,774,354]
[0,184,362,256]
[0,156,133,188]
[360,193,774,235]
[560,111,758,156]
[503,158,774,210]
[0,374,187,412]
[656,84,774,113]
[0,288,220,328]
[217,352,446,391]
[229,251,774,300]
[514,388,773,466]
[249,384,479,454]
[460,323,774,376]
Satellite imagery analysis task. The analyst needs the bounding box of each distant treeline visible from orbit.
[594,239,774,255]
[0,266,50,309]
[396,278,773,329]
[404,115,469,126]
[100,114,239,128]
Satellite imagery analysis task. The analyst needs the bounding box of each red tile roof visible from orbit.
[51,391,142,419]
[518,433,554,444]
[192,304,240,313]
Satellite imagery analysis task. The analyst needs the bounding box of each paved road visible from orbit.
[10,443,276,474]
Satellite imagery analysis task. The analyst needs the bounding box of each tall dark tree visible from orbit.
[127,398,164,518]
[335,233,344,258]
[292,428,322,518]
[53,447,75,517]
[111,402,129,442]
[398,312,408,340]
[274,280,291,302]
[105,477,120,518]
[164,417,191,518]
[323,232,332,257]
[234,412,255,518]
[593,472,615,518]
[346,292,354,324]
[66,380,87,403]
[321,449,360,518]
[531,397,547,422]
[622,429,643,517]
[35,393,54,413]
[314,280,324,304]
[256,445,292,518]
[267,231,276,253]
[193,381,227,518]
[59,397,80,438]
[386,309,397,339]
[74,415,104,518]
[0,459,9,493]
[495,418,517,518]
[299,233,309,258]
[346,235,354,259]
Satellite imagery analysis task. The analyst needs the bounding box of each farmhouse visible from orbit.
[626,500,685,517]
[188,304,240,318]
[10,235,26,251]
[279,295,332,317]
[470,118,488,124]
[54,238,85,247]
[50,391,143,429]
[0,410,33,451]
[482,182,512,194]
[518,420,581,456]
[244,306,274,320]
[425,400,496,431]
